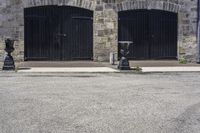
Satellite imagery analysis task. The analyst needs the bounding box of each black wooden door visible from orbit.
[118,10,178,60]
[60,6,93,60]
[24,6,93,61]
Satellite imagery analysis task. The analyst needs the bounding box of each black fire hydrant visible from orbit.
[3,38,15,70]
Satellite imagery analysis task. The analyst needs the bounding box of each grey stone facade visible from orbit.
[198,0,200,62]
[0,0,198,62]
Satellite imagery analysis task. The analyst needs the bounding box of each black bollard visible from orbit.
[118,41,133,70]
[3,39,15,70]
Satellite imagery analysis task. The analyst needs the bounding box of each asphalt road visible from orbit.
[0,72,200,133]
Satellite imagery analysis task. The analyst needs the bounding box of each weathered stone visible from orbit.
[0,0,198,62]
[96,5,104,11]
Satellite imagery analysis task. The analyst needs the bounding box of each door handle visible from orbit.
[56,33,67,37]
[62,34,67,37]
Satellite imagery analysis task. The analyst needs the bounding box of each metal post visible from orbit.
[110,52,115,65]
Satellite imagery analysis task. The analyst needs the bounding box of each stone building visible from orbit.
[0,0,199,62]
[198,0,200,60]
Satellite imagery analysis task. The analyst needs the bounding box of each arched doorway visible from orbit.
[118,9,178,60]
[24,6,93,61]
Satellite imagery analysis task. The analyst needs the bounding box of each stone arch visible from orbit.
[116,0,184,13]
[23,0,95,11]
[116,0,187,60]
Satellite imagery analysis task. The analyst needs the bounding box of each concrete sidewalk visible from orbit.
[18,61,105,67]
[16,66,200,73]
[141,67,200,72]
[129,60,200,67]
[2,61,200,73]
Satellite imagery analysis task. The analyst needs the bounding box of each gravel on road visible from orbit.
[0,72,200,133]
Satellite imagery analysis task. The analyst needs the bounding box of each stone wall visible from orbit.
[0,0,95,62]
[178,0,198,62]
[93,0,198,62]
[93,0,118,61]
[0,0,199,62]
[198,0,200,62]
